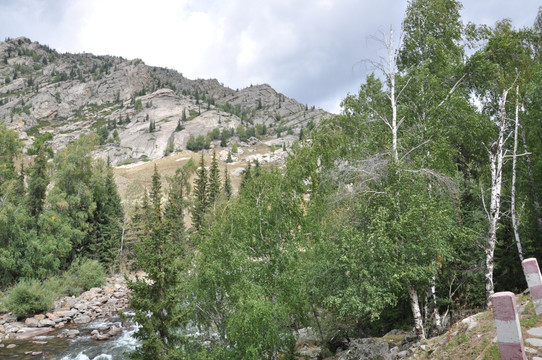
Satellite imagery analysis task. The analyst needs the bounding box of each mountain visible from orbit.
[0,37,328,165]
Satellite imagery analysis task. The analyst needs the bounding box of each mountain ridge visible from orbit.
[0,36,328,165]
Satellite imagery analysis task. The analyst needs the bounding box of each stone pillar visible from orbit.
[490,292,527,360]
[522,258,542,315]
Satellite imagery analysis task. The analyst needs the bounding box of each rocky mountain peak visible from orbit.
[0,38,328,165]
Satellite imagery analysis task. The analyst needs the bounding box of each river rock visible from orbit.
[38,318,55,327]
[57,329,80,339]
[74,314,92,324]
[108,325,122,337]
[0,314,17,325]
[16,327,55,340]
[6,343,16,349]
[74,302,89,311]
[45,312,60,322]
[55,322,65,329]
[24,318,39,328]
[5,322,24,333]
[55,296,77,309]
[55,309,78,319]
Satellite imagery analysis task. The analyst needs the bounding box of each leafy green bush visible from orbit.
[64,258,106,296]
[4,279,53,316]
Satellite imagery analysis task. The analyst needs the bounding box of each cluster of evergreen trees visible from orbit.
[0,130,123,288]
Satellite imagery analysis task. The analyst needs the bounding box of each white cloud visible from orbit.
[1,0,541,113]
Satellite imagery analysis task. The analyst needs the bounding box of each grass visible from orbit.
[520,314,538,328]
[482,344,500,360]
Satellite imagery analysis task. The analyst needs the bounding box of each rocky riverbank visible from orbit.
[0,274,130,347]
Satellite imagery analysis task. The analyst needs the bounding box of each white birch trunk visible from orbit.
[424,275,442,334]
[388,27,398,162]
[430,276,442,332]
[485,88,509,303]
[409,287,426,340]
[511,85,523,261]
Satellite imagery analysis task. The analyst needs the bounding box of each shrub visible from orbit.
[64,258,106,296]
[4,279,53,316]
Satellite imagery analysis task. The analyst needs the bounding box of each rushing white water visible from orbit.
[55,317,139,360]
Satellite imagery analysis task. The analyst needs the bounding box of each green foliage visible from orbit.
[64,258,106,295]
[236,125,247,142]
[399,0,464,73]
[46,134,123,264]
[164,139,175,155]
[223,166,232,199]
[175,119,183,132]
[96,127,109,145]
[207,150,221,205]
[127,166,195,360]
[3,279,54,316]
[26,146,49,220]
[27,132,53,156]
[186,134,210,151]
[194,170,307,358]
[192,153,208,230]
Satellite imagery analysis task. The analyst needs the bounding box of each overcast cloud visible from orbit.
[0,0,540,113]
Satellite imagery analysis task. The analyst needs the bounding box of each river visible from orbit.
[0,316,138,360]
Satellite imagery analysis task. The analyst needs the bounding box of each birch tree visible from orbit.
[511,85,524,261]
[467,19,531,300]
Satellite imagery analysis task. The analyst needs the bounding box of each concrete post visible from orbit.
[522,257,542,315]
[490,291,527,360]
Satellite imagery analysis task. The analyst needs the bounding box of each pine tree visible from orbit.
[127,170,191,359]
[150,164,161,217]
[90,158,123,264]
[26,146,49,221]
[175,118,183,132]
[241,161,252,189]
[253,159,261,177]
[164,160,196,244]
[207,150,221,206]
[14,161,25,201]
[223,166,232,199]
[192,152,208,230]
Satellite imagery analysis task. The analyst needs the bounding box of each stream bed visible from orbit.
[0,316,138,360]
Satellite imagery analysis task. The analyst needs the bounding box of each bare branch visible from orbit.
[437,74,467,108]
[399,139,431,162]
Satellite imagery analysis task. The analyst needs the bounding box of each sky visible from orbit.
[0,0,540,114]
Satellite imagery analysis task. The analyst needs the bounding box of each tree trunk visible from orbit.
[424,276,442,335]
[511,85,523,261]
[485,88,509,303]
[388,27,399,162]
[429,276,442,332]
[409,287,425,341]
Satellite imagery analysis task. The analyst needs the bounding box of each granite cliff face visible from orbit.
[0,37,327,164]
